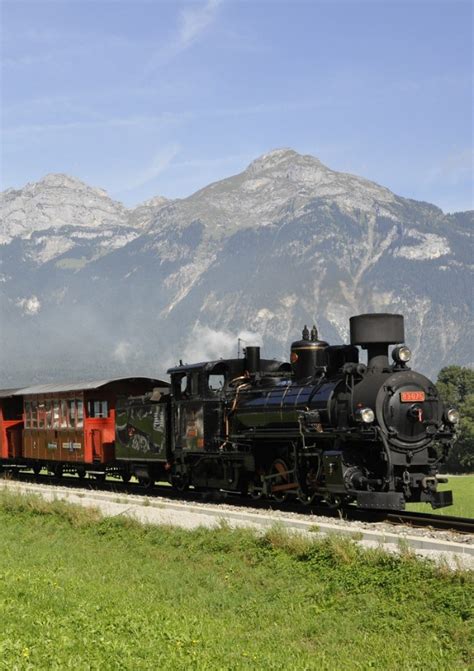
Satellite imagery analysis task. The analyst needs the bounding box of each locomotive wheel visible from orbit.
[94,473,106,483]
[138,476,154,489]
[269,459,290,503]
[248,482,263,500]
[297,491,316,507]
[172,475,189,493]
[325,494,342,509]
[32,464,42,476]
[121,473,131,483]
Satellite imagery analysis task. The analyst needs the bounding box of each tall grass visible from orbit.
[0,490,472,670]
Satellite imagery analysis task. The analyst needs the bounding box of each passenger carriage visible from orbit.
[0,377,167,479]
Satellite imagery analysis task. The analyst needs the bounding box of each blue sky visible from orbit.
[1,0,472,212]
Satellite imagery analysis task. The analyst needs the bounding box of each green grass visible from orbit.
[406,474,474,518]
[0,491,472,671]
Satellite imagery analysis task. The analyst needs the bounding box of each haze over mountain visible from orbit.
[1,149,472,386]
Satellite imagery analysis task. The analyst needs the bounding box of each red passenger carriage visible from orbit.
[0,377,167,476]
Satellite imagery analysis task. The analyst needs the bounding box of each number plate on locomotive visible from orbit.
[400,391,425,402]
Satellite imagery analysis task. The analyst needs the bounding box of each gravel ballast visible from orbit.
[1,479,472,570]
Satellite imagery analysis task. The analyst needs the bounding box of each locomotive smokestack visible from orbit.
[244,346,261,374]
[350,314,405,371]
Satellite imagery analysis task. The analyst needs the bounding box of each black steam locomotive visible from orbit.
[116,313,458,510]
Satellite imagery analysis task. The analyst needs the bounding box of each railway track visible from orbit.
[382,510,474,534]
[1,470,472,535]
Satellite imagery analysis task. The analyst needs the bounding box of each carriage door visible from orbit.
[91,429,102,461]
[8,428,22,458]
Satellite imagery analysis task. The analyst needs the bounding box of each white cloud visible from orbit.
[144,0,223,76]
[4,113,187,138]
[113,341,134,364]
[425,149,474,187]
[118,144,181,192]
[178,0,223,50]
[181,324,262,364]
[16,296,41,315]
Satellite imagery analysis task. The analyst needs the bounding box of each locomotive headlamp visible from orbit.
[392,345,412,364]
[446,408,460,425]
[355,407,375,424]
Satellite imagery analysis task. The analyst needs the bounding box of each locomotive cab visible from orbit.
[167,353,291,491]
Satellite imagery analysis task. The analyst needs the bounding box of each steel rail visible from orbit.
[1,470,472,534]
[382,510,474,534]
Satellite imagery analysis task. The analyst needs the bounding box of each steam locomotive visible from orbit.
[116,313,458,510]
[0,313,459,511]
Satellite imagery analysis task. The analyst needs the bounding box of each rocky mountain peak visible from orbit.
[148,148,399,238]
[138,195,169,209]
[130,195,172,229]
[37,173,93,189]
[20,173,114,201]
[246,148,306,174]
[0,172,129,246]
[245,148,396,211]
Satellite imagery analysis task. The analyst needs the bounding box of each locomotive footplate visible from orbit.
[356,491,406,510]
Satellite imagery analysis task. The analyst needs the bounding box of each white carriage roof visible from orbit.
[0,388,23,398]
[13,377,169,396]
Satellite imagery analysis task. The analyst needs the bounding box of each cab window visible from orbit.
[208,374,225,392]
[175,372,199,399]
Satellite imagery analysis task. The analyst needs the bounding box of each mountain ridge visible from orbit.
[1,149,472,386]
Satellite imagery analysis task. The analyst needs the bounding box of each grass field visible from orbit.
[0,490,472,670]
[406,474,474,518]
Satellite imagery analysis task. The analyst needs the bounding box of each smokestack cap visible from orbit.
[350,313,404,346]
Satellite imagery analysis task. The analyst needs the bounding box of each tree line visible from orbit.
[436,366,474,472]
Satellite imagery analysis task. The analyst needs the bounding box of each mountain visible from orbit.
[0,149,472,386]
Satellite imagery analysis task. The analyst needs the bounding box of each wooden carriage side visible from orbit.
[0,378,168,467]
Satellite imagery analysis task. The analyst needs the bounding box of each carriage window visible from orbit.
[24,401,31,428]
[76,400,84,428]
[87,400,108,418]
[208,374,225,392]
[53,401,60,429]
[38,402,46,429]
[67,400,76,429]
[31,401,38,428]
[45,400,53,429]
[61,400,68,428]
